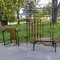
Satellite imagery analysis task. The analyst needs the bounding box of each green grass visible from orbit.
[0,22,60,43]
[0,24,27,42]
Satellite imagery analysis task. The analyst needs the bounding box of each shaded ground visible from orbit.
[0,43,60,60]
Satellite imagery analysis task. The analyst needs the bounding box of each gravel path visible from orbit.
[0,43,60,60]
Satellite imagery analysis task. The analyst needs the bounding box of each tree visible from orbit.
[13,0,25,24]
[45,2,52,15]
[0,0,25,23]
[24,0,38,18]
[44,0,60,22]
[0,0,5,20]
[52,0,60,22]
[42,7,49,15]
[0,0,17,22]
[57,2,60,16]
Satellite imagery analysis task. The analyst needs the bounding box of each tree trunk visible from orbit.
[17,9,20,24]
[52,0,57,23]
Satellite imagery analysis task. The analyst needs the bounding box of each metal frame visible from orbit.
[2,28,19,46]
[32,18,56,52]
[1,0,57,52]
[24,0,57,52]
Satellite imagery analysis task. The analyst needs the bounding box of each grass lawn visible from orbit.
[0,22,60,43]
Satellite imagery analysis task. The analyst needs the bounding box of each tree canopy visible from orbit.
[0,0,60,23]
[0,0,25,22]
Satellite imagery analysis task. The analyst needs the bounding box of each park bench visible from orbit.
[33,38,56,52]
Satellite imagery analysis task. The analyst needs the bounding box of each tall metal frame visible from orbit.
[24,0,56,52]
[33,1,57,52]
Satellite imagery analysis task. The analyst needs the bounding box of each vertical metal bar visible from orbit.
[28,17,30,38]
[52,22,55,41]
[15,30,17,44]
[42,18,44,37]
[26,17,29,44]
[31,19,33,37]
[34,16,36,40]
[39,18,40,39]
[16,30,19,46]
[37,19,38,40]
[40,18,42,40]
[50,21,52,39]
[2,30,5,45]
[10,32,12,44]
[29,0,31,38]
[33,42,35,51]
[32,19,34,41]
[55,43,56,52]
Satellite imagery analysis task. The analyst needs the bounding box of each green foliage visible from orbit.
[0,22,60,42]
[58,9,60,16]
[45,2,52,15]
[0,0,25,22]
[42,7,49,15]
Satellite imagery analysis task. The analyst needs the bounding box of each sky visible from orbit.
[38,0,51,4]
[38,0,60,5]
[36,0,60,8]
[36,0,51,8]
